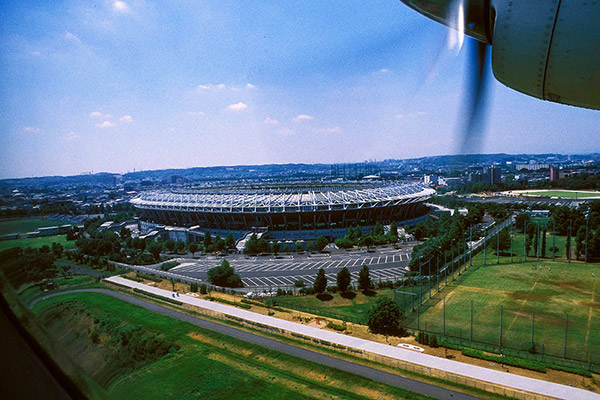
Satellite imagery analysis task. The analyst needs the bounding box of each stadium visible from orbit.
[131,182,436,241]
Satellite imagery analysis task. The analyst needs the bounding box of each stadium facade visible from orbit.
[131,183,435,241]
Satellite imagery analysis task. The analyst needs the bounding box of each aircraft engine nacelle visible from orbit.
[399,0,600,110]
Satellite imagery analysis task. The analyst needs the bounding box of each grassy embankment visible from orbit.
[33,292,436,400]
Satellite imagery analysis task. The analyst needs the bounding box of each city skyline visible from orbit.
[2,1,599,179]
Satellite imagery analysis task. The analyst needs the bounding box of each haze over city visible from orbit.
[1,0,599,179]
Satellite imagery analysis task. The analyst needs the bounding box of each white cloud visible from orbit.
[119,115,134,123]
[23,126,40,133]
[227,102,248,112]
[197,83,226,91]
[67,131,80,140]
[292,114,314,122]
[314,126,341,134]
[188,111,205,116]
[263,117,279,125]
[379,68,390,73]
[89,111,103,118]
[394,112,426,120]
[276,128,295,136]
[112,1,130,13]
[64,31,83,44]
[96,121,116,128]
[197,83,255,92]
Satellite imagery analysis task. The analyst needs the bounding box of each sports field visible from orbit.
[0,217,64,236]
[508,189,600,199]
[417,261,600,364]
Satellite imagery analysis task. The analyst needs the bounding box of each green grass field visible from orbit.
[275,289,395,323]
[33,292,434,400]
[520,190,600,199]
[0,234,75,252]
[417,261,600,364]
[0,217,64,236]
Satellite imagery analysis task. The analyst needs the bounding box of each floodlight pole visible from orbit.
[436,255,440,292]
[552,218,556,262]
[563,313,569,358]
[524,220,527,262]
[443,297,446,336]
[568,220,572,263]
[531,309,535,351]
[499,304,503,350]
[470,300,473,343]
[497,230,500,264]
[585,212,589,264]
[483,232,486,265]
[510,221,514,263]
[469,226,472,267]
[536,222,540,261]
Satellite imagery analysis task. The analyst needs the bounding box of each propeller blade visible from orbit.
[458,38,489,155]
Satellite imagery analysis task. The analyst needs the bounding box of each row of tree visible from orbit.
[334,222,399,249]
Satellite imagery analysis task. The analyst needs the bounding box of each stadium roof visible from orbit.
[131,183,436,213]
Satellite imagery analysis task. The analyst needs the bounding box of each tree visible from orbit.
[59,263,71,279]
[358,264,372,291]
[176,240,185,253]
[204,231,212,247]
[362,236,374,250]
[515,213,531,233]
[295,241,304,253]
[490,229,510,253]
[566,230,572,259]
[388,221,398,243]
[214,235,226,252]
[169,277,176,291]
[336,267,351,292]
[244,234,258,254]
[314,268,327,294]
[165,239,176,253]
[373,222,385,236]
[51,242,64,258]
[272,241,281,254]
[315,236,328,252]
[306,241,315,253]
[207,259,243,288]
[366,297,403,334]
[148,243,162,261]
[541,229,547,258]
[225,232,236,249]
[188,243,198,257]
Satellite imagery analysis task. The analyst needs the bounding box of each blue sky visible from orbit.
[1,0,599,179]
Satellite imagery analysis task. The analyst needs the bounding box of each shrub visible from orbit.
[200,284,207,294]
[160,261,180,271]
[327,321,346,331]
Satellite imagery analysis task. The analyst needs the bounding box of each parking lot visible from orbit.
[156,247,413,289]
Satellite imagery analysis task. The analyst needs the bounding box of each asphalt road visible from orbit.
[32,288,481,400]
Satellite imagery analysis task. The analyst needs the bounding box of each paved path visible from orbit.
[31,288,478,400]
[103,276,600,400]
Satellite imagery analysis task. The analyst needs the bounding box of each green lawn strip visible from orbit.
[274,289,395,323]
[416,259,600,370]
[18,275,98,304]
[0,234,76,252]
[159,261,179,271]
[131,296,515,400]
[35,292,436,400]
[206,296,251,309]
[523,190,600,199]
[0,217,65,236]
[134,272,162,282]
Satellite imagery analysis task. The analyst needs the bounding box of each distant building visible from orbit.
[467,166,501,185]
[423,174,439,186]
[516,163,550,171]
